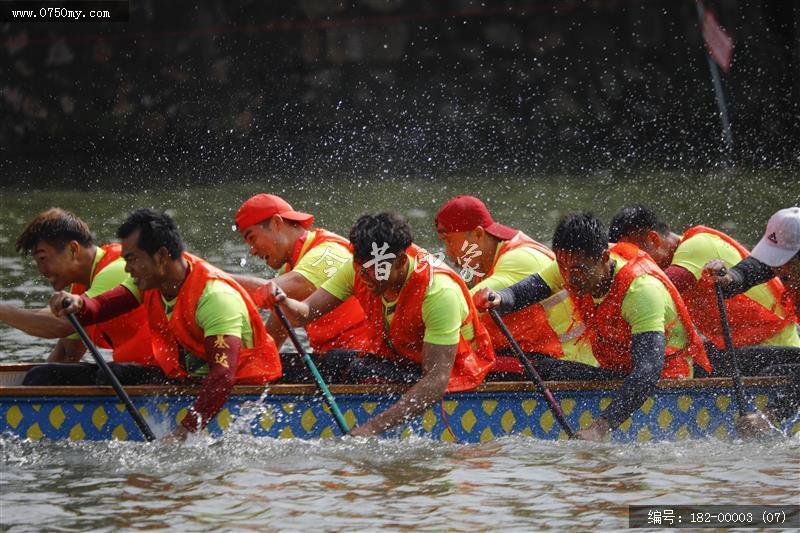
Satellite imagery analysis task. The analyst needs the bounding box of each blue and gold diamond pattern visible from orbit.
[0,385,796,443]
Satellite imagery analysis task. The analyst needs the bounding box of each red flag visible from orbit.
[701,3,734,72]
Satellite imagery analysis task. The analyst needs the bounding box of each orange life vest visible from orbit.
[782,286,799,323]
[484,232,564,355]
[286,229,370,352]
[145,253,281,384]
[480,232,566,374]
[570,243,710,377]
[678,225,796,349]
[353,244,495,392]
[71,243,155,366]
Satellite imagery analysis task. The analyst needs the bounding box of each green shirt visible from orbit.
[67,247,130,340]
[123,271,254,377]
[322,255,474,346]
[540,254,689,351]
[471,243,596,365]
[471,244,552,293]
[672,232,800,348]
[278,231,352,289]
[123,277,253,348]
[76,247,130,297]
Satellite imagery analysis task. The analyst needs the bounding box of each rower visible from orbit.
[434,195,597,379]
[231,194,370,382]
[609,204,800,377]
[258,212,495,437]
[475,213,710,441]
[50,209,282,441]
[706,207,800,432]
[0,208,160,386]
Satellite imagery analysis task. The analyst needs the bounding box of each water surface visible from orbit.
[2,434,799,530]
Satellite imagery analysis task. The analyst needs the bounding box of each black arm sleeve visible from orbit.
[723,256,775,298]
[496,273,553,315]
[602,331,666,428]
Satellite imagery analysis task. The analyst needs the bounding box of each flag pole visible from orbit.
[695,0,734,156]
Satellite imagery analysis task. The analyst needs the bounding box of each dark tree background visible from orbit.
[1,0,798,186]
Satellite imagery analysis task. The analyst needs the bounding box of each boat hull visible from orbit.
[1,375,797,443]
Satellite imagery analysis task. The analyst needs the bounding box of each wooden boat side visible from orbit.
[1,363,796,443]
[0,376,791,397]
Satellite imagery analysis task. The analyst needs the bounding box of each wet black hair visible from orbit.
[16,208,94,253]
[349,212,413,263]
[608,204,670,242]
[116,208,185,259]
[551,212,608,259]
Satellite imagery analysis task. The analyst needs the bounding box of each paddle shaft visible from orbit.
[487,305,575,438]
[63,306,156,441]
[713,279,748,416]
[272,304,351,435]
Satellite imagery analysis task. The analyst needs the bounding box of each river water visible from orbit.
[1,172,799,530]
[2,435,798,530]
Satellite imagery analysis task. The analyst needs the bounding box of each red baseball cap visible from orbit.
[435,195,517,240]
[235,194,314,232]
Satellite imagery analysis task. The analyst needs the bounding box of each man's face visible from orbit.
[121,230,163,291]
[242,220,288,270]
[355,254,405,296]
[31,241,78,290]
[556,249,609,296]
[618,230,669,268]
[436,223,477,266]
[774,255,800,291]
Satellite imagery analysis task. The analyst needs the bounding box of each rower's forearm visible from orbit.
[182,336,241,432]
[602,332,665,428]
[77,285,139,325]
[356,373,449,434]
[279,299,314,327]
[265,313,290,351]
[230,274,267,294]
[724,257,774,298]
[0,304,73,338]
[497,273,552,314]
[47,338,86,362]
[48,340,70,362]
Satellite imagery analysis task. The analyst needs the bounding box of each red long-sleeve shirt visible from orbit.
[664,264,698,294]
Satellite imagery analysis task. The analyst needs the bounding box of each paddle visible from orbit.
[271,302,351,435]
[62,300,156,441]
[487,295,575,438]
[713,270,748,416]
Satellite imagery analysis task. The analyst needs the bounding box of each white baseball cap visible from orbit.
[750,207,800,267]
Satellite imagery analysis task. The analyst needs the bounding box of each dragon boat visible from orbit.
[0,364,797,443]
